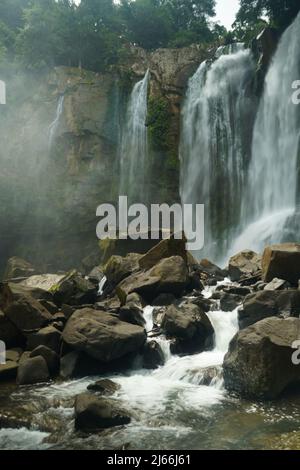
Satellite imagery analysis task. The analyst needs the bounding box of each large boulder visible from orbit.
[62,308,146,363]
[161,303,214,355]
[118,256,188,302]
[74,393,131,431]
[3,257,36,280]
[239,289,300,329]
[223,317,300,399]
[27,326,62,354]
[228,250,261,282]
[118,303,145,328]
[262,243,300,285]
[17,356,50,385]
[104,253,141,286]
[138,235,187,271]
[0,284,52,333]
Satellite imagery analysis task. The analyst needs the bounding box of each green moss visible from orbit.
[147,96,171,151]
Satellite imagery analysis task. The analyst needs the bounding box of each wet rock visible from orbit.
[220,293,243,312]
[27,325,62,354]
[224,286,252,297]
[138,235,187,271]
[74,393,131,431]
[198,259,227,282]
[223,317,300,399]
[264,278,290,291]
[38,300,58,314]
[228,250,261,282]
[0,284,52,332]
[117,256,188,302]
[239,289,300,329]
[3,257,36,280]
[30,345,59,375]
[152,293,176,306]
[87,379,120,395]
[162,303,214,355]
[119,303,145,328]
[62,307,146,363]
[95,296,121,313]
[17,356,50,385]
[195,365,222,386]
[262,243,300,285]
[142,340,164,369]
[0,361,18,380]
[87,266,105,283]
[104,253,141,286]
[190,296,212,312]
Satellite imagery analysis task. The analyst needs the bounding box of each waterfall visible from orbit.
[48,95,64,150]
[228,12,300,257]
[119,70,149,203]
[180,46,255,263]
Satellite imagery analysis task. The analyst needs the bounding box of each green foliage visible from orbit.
[147,96,171,151]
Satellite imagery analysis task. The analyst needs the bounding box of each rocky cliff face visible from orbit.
[0,45,207,274]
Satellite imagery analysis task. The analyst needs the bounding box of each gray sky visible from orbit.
[74,0,240,30]
[215,0,240,29]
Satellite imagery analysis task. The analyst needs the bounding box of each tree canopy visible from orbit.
[0,0,299,72]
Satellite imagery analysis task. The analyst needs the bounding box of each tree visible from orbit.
[235,0,300,31]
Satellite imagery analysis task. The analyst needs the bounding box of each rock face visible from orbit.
[262,243,300,285]
[62,308,146,362]
[161,303,214,355]
[239,289,300,329]
[228,250,261,281]
[74,393,131,431]
[223,317,300,399]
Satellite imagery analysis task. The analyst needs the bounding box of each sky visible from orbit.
[215,0,240,29]
[74,0,240,31]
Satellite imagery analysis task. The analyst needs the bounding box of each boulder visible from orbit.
[87,379,120,395]
[239,289,300,329]
[138,235,187,271]
[119,303,145,328]
[262,243,300,285]
[142,341,164,369]
[104,253,141,286]
[6,348,23,362]
[223,317,300,399]
[74,393,131,431]
[20,274,66,292]
[228,250,261,282]
[27,326,62,353]
[0,310,23,347]
[0,284,52,333]
[3,257,36,280]
[17,356,50,385]
[198,259,227,281]
[2,281,53,302]
[161,303,214,355]
[49,271,98,306]
[60,351,104,379]
[29,345,59,374]
[152,293,176,306]
[62,308,146,363]
[220,293,243,312]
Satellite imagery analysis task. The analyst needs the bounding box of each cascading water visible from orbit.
[48,95,64,150]
[119,70,149,204]
[228,12,300,258]
[180,46,256,263]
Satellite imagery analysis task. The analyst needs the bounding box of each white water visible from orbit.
[98,275,107,295]
[180,46,255,262]
[48,95,64,150]
[120,70,149,203]
[229,13,300,257]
